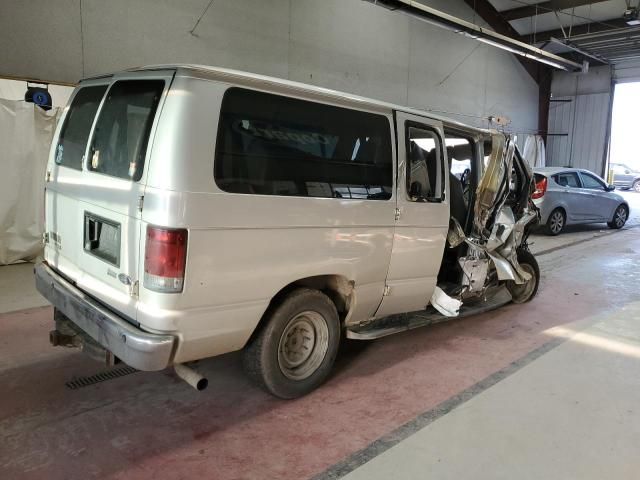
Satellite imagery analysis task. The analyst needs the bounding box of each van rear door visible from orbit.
[45,70,174,322]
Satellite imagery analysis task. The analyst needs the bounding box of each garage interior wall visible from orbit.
[0,0,539,134]
[546,66,613,177]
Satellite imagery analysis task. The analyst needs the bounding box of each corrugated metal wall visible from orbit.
[546,92,611,176]
[547,66,614,177]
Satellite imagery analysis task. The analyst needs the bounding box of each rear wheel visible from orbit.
[507,249,540,304]
[608,204,628,229]
[633,180,640,193]
[545,208,565,236]
[243,288,340,399]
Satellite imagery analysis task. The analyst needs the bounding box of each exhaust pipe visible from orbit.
[174,363,208,391]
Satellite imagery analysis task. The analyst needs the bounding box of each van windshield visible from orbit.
[87,80,164,181]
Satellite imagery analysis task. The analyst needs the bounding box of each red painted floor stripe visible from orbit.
[0,239,635,480]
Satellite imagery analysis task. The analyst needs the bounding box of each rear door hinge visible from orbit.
[395,208,401,221]
[43,232,49,245]
[137,195,144,212]
[383,285,392,296]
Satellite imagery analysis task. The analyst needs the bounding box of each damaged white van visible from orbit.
[36,65,540,398]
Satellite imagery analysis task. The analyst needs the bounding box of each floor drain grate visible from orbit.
[65,365,138,390]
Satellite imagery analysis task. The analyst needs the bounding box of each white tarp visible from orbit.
[0,99,59,264]
[522,135,546,168]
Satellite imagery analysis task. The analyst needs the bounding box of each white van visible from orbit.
[36,65,540,398]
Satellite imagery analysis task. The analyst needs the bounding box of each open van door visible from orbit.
[374,111,449,317]
[44,69,174,323]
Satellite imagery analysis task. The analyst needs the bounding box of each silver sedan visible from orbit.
[532,167,630,235]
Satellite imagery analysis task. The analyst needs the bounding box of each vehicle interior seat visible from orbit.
[408,142,431,198]
[449,172,467,227]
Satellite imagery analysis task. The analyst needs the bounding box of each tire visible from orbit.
[243,288,340,399]
[608,204,628,229]
[633,180,640,193]
[507,249,540,304]
[545,208,565,236]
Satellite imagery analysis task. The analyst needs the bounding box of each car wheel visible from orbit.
[545,208,565,236]
[608,204,628,229]
[633,180,640,193]
[507,249,540,304]
[243,288,340,399]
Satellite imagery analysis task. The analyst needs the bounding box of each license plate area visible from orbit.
[84,212,121,267]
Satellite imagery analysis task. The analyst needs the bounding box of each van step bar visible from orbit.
[346,286,512,340]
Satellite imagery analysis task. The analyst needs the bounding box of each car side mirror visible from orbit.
[606,184,616,192]
[625,170,630,174]
[409,181,422,199]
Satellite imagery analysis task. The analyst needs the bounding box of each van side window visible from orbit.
[87,80,164,182]
[55,86,108,170]
[406,125,444,202]
[214,88,393,200]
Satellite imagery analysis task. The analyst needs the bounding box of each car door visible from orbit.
[578,171,615,221]
[374,112,449,318]
[552,171,584,222]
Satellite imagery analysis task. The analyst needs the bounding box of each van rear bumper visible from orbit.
[35,263,176,371]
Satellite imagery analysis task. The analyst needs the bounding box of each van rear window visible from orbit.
[55,85,108,170]
[214,88,393,200]
[87,80,164,181]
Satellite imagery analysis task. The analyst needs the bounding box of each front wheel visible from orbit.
[243,288,340,399]
[507,249,540,304]
[633,180,640,193]
[608,204,628,229]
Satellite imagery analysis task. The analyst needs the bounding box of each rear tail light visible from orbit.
[532,176,547,200]
[144,226,188,293]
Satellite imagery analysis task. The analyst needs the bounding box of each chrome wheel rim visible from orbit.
[278,311,329,381]
[614,207,627,227]
[549,211,564,234]
[634,182,640,193]
[509,263,536,303]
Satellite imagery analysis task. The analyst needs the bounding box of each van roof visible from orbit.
[85,64,494,137]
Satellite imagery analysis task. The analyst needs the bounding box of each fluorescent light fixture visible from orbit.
[362,0,583,71]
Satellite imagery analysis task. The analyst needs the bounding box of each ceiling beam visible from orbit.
[519,17,631,43]
[461,0,549,83]
[501,0,609,21]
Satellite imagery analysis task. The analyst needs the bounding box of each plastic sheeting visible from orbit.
[522,135,546,168]
[0,99,59,264]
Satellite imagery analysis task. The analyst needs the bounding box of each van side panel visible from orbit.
[141,77,396,363]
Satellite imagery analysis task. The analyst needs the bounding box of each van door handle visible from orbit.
[84,217,101,250]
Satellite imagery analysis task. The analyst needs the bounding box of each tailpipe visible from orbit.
[174,363,208,391]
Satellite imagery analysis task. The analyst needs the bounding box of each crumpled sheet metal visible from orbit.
[485,206,537,284]
[473,133,515,236]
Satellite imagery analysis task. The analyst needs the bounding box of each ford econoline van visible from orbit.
[36,65,540,398]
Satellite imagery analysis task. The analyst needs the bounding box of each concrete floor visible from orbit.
[1,192,639,479]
